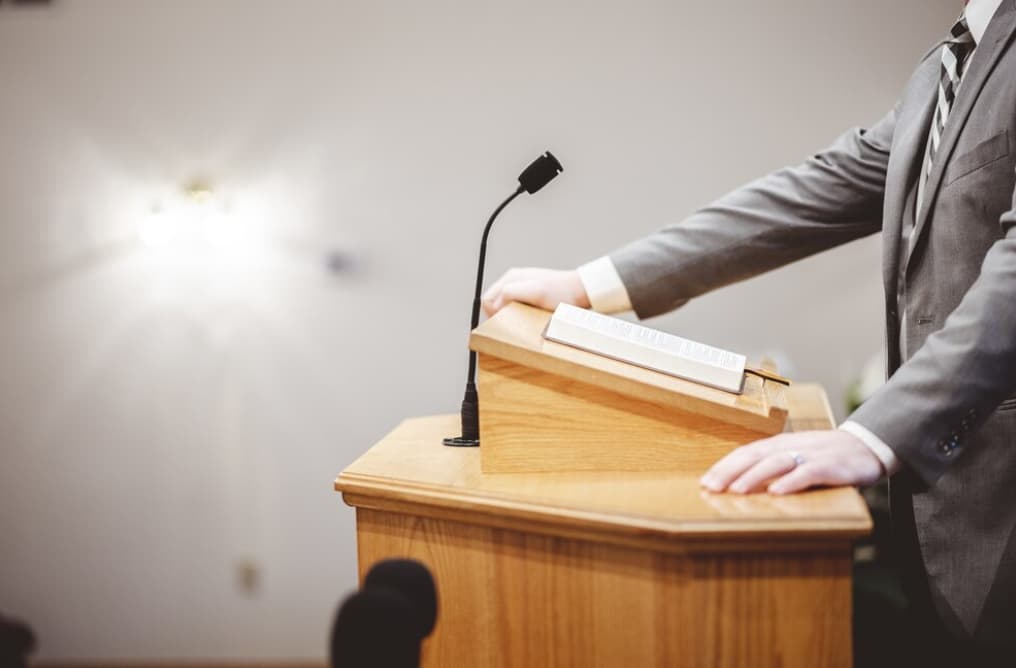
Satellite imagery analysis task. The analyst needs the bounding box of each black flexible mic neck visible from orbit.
[444,151,563,448]
[466,185,524,379]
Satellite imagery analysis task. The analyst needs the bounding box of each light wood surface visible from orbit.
[338,383,869,551]
[336,383,869,667]
[357,508,851,668]
[470,303,788,433]
[470,303,790,473]
[478,355,779,474]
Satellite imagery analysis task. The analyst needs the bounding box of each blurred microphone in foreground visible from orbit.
[0,613,36,668]
[330,559,438,668]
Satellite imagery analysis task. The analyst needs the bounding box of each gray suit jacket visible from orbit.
[610,1,1016,646]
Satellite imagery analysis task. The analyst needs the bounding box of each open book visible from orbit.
[542,304,746,394]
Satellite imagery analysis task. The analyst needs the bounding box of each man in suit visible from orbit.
[483,0,1015,662]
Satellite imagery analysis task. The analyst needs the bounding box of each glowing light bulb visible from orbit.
[138,206,178,249]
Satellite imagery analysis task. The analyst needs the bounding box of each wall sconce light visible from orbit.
[137,180,233,251]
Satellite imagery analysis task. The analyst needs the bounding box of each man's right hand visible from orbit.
[481,268,590,317]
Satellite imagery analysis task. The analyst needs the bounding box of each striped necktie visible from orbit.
[902,14,977,360]
[916,15,977,216]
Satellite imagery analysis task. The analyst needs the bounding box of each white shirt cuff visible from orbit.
[839,420,902,476]
[576,256,633,314]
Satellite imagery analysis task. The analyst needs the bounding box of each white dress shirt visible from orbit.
[967,0,1005,44]
[576,0,1004,476]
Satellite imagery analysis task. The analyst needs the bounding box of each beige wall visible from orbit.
[0,0,958,661]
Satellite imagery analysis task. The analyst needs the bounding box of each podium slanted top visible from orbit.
[469,302,787,436]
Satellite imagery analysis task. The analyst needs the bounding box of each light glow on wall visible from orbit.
[138,185,234,251]
[135,183,275,292]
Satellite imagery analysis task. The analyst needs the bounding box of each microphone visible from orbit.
[363,559,438,639]
[331,589,420,668]
[0,614,36,668]
[330,559,439,668]
[518,151,565,194]
[444,151,564,447]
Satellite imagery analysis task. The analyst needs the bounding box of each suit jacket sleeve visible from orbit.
[849,175,1016,484]
[609,108,897,318]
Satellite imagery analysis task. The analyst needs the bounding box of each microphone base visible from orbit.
[445,381,480,447]
[442,436,479,447]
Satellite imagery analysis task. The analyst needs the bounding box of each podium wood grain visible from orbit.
[336,384,870,667]
[470,303,790,473]
[478,355,778,473]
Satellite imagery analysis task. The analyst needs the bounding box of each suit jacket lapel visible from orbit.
[905,0,1016,275]
[883,57,940,309]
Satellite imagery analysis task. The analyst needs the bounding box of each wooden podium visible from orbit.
[336,384,871,666]
[471,304,790,473]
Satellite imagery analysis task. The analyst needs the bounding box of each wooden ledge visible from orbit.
[336,384,871,554]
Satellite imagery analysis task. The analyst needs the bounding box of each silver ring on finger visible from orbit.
[789,451,806,468]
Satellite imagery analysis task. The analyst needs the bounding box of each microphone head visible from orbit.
[363,559,438,639]
[517,151,563,194]
[330,588,420,668]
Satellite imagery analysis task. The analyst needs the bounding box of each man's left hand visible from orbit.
[699,430,885,495]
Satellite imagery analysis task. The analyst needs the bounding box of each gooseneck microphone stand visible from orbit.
[444,151,564,447]
[442,186,524,447]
